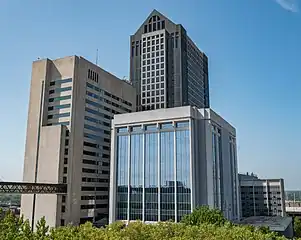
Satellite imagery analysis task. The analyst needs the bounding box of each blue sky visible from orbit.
[0,0,300,189]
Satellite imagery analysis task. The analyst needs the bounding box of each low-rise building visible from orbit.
[239,216,293,238]
[285,200,301,218]
[239,173,286,218]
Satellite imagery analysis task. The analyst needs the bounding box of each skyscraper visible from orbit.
[130,9,210,111]
[21,56,136,228]
[109,106,240,223]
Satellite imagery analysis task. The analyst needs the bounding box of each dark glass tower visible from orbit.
[130,9,210,111]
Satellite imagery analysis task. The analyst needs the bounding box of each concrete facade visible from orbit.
[21,56,136,228]
[239,173,286,218]
[130,10,209,111]
[109,106,240,223]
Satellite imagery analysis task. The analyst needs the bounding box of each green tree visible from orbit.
[35,217,49,240]
[181,205,228,226]
[294,217,301,237]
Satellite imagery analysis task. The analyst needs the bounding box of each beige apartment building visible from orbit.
[21,56,136,228]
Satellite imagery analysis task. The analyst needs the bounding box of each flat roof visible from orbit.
[239,216,292,232]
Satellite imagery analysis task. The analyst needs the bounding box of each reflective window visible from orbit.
[129,134,143,220]
[131,126,143,132]
[50,78,72,85]
[48,104,71,111]
[48,112,70,119]
[54,86,72,93]
[160,122,173,129]
[84,133,102,141]
[176,121,189,128]
[117,127,128,133]
[84,116,100,124]
[145,124,157,131]
[116,135,129,220]
[85,107,105,117]
[86,82,100,92]
[86,99,103,109]
[176,129,191,221]
[160,131,175,221]
[84,124,104,133]
[114,123,192,222]
[145,132,158,221]
[48,121,69,126]
[49,95,71,102]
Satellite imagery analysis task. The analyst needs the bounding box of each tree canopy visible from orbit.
[0,207,292,239]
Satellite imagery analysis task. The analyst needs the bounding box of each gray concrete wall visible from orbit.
[22,55,136,228]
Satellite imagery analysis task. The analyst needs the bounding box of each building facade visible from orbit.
[130,9,209,111]
[239,173,286,218]
[21,56,136,228]
[109,106,240,223]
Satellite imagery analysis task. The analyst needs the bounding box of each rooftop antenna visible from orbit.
[95,49,99,65]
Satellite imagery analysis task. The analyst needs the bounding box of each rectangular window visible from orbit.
[176,121,189,128]
[160,122,173,129]
[49,95,71,102]
[50,121,69,126]
[145,124,157,131]
[50,78,72,85]
[48,104,71,111]
[48,112,70,119]
[55,86,72,93]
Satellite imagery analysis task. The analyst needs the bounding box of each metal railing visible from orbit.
[0,182,67,194]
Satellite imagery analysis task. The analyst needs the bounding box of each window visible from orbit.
[63,167,67,174]
[176,121,189,128]
[63,177,67,183]
[83,150,98,157]
[161,122,173,129]
[61,206,65,213]
[145,124,157,131]
[62,196,66,203]
[56,87,72,93]
[50,78,72,85]
[48,112,70,119]
[82,168,97,174]
[84,141,98,148]
[49,95,71,102]
[118,127,128,133]
[50,104,71,110]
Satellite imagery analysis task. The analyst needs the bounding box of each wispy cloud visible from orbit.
[274,0,299,12]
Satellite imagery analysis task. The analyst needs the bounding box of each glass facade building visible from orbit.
[110,106,240,223]
[115,121,191,222]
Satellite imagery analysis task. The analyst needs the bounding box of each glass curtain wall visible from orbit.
[115,121,191,222]
[116,134,129,220]
[145,132,159,221]
[175,123,191,222]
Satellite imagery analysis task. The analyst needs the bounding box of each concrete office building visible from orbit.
[21,56,136,228]
[239,173,286,218]
[130,9,209,111]
[109,106,240,223]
